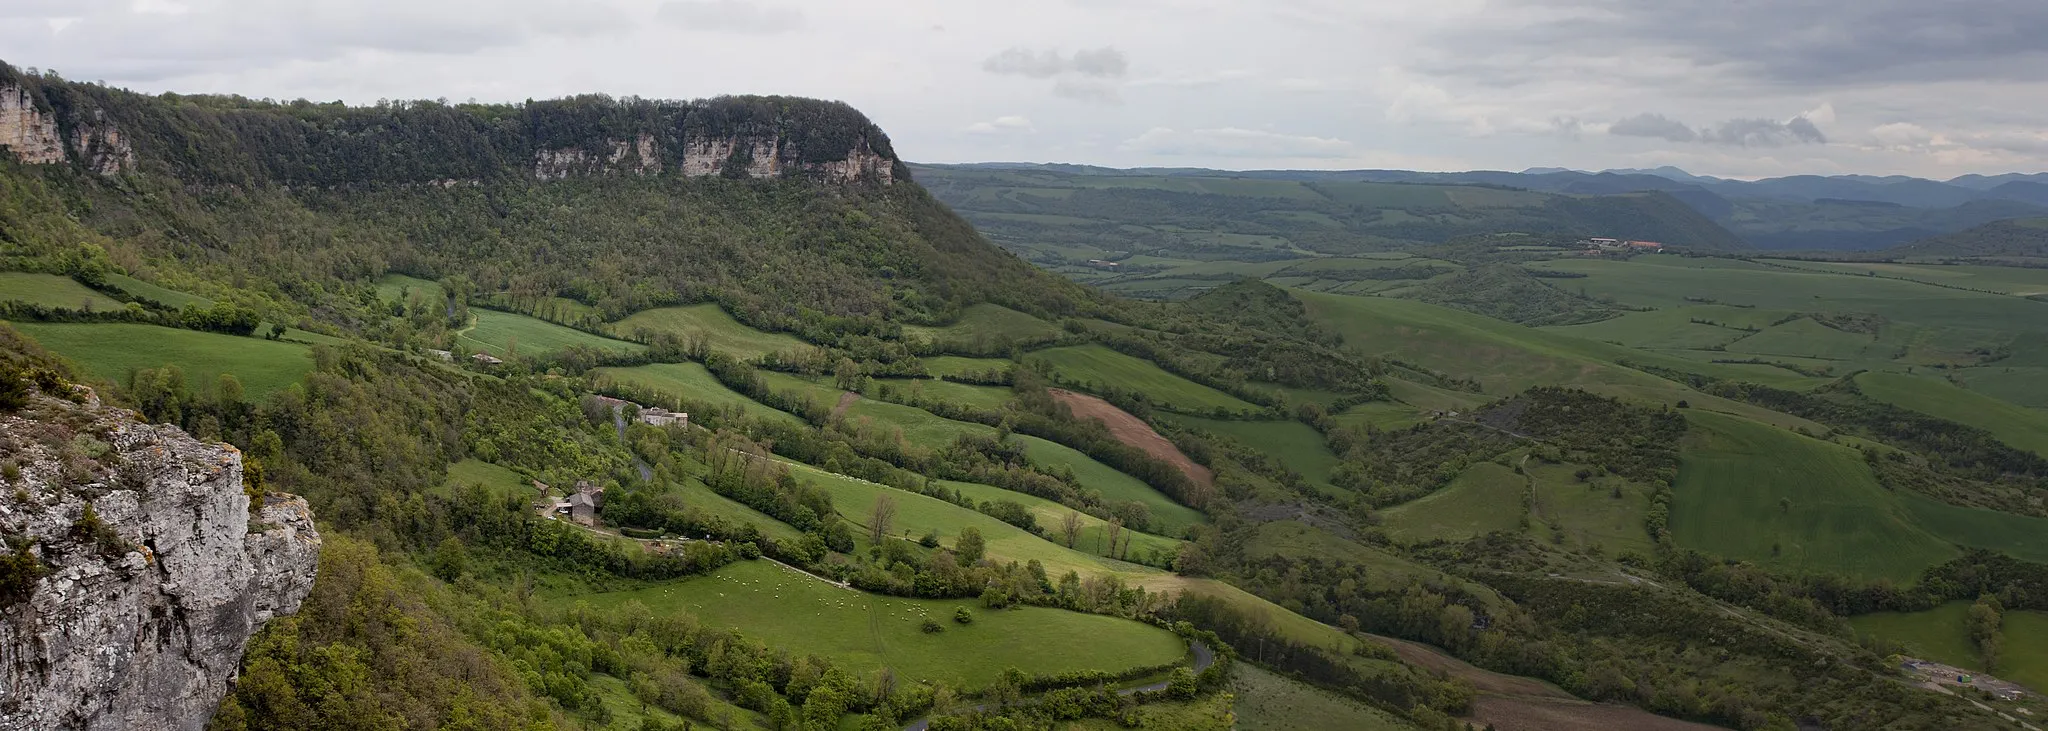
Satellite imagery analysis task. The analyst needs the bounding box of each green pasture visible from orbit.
[1527,462,1655,555]
[374,274,444,304]
[591,362,802,426]
[1952,366,2048,410]
[1766,260,2048,297]
[1549,306,1783,351]
[439,459,531,500]
[103,273,212,309]
[1162,416,1339,495]
[573,559,1186,690]
[0,272,123,311]
[459,308,645,359]
[872,377,1013,411]
[1851,602,2048,694]
[1014,435,1207,537]
[1855,371,2048,456]
[1725,318,1882,361]
[12,322,313,400]
[904,303,1061,344]
[1671,410,1958,581]
[1027,344,1259,414]
[608,303,807,361]
[938,478,1183,563]
[1330,402,1426,432]
[1379,462,1526,542]
[919,355,1014,379]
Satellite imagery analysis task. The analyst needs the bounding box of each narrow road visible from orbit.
[901,640,1214,731]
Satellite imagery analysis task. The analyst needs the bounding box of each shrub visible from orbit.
[954,607,973,624]
[920,618,944,634]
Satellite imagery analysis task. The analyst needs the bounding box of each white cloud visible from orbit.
[965,115,1034,134]
[1120,127,1357,159]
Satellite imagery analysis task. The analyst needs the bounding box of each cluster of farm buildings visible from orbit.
[1577,237,1666,253]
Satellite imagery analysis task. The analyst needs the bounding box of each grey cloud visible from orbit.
[1609,113,1697,143]
[983,47,1128,79]
[1447,0,2048,87]
[1610,112,1827,147]
[982,48,1068,78]
[656,1,804,34]
[1069,48,1128,78]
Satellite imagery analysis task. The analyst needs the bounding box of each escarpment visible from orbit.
[0,384,320,731]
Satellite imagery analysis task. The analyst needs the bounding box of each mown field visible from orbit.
[919,355,1014,379]
[374,273,444,304]
[459,308,646,358]
[574,559,1187,690]
[1027,344,1259,415]
[593,362,803,425]
[871,377,1013,411]
[0,272,124,311]
[1671,410,1958,581]
[607,303,808,360]
[11,322,314,399]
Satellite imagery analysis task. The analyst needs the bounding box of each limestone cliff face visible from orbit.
[538,131,895,184]
[0,83,64,165]
[0,388,320,731]
[0,81,134,174]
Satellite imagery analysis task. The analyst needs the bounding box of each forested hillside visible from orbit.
[1888,218,2048,260]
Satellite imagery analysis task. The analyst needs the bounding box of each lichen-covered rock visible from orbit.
[0,389,320,731]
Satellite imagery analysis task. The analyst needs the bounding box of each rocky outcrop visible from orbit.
[0,81,133,174]
[0,82,65,165]
[0,387,320,731]
[537,131,893,184]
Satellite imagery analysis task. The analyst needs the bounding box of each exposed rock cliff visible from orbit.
[0,80,134,174]
[0,82,64,165]
[0,386,320,731]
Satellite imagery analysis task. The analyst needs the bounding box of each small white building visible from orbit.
[638,407,688,428]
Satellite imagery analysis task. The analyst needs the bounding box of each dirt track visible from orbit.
[1047,389,1214,488]
[832,391,860,419]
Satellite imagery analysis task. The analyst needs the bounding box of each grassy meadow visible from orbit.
[573,559,1186,690]
[12,322,313,399]
[1014,435,1208,537]
[104,273,214,309]
[607,303,808,360]
[1229,664,1419,731]
[1854,371,2048,456]
[872,377,1014,411]
[1851,602,2048,694]
[459,308,646,359]
[593,362,804,425]
[0,272,124,311]
[904,303,1062,344]
[439,459,532,500]
[938,478,1184,563]
[1161,416,1340,495]
[1027,344,1259,414]
[1671,410,1958,581]
[1378,462,1526,542]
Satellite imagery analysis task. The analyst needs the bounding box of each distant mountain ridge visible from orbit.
[1888,218,2048,259]
[933,162,2048,251]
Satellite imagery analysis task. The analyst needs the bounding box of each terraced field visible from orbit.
[1161,416,1340,495]
[607,303,807,360]
[904,303,1062,345]
[1855,371,2048,456]
[459,308,646,359]
[1028,344,1259,414]
[593,362,802,425]
[0,272,123,311]
[1014,435,1208,537]
[1379,462,1526,542]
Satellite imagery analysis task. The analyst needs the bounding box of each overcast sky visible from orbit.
[9,0,2047,179]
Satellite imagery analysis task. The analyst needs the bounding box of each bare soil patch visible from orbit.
[1048,388,1214,488]
[832,391,861,419]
